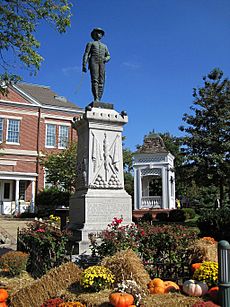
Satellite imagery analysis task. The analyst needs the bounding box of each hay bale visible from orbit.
[10,262,82,307]
[63,289,111,307]
[190,238,218,263]
[101,249,150,291]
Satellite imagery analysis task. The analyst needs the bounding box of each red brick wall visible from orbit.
[0,87,31,103]
[0,87,80,202]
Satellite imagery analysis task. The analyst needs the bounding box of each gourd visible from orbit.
[0,289,8,307]
[191,263,202,272]
[148,278,165,294]
[109,292,134,307]
[183,279,208,297]
[164,281,180,293]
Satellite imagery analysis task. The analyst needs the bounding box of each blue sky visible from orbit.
[7,0,230,150]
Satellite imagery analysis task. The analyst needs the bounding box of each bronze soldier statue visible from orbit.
[82,28,110,102]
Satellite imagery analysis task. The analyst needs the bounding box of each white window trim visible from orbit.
[6,119,20,145]
[45,123,56,148]
[0,114,22,120]
[0,117,3,143]
[58,125,69,149]
[44,119,71,126]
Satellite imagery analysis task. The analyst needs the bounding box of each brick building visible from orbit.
[0,83,83,214]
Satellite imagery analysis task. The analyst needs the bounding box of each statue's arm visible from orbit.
[82,42,91,72]
[104,46,111,63]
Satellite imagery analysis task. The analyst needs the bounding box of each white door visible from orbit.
[0,181,2,214]
[2,181,13,201]
[1,180,13,214]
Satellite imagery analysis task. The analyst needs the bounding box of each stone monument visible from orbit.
[69,29,132,254]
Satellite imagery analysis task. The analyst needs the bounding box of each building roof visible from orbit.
[136,133,168,154]
[14,83,82,111]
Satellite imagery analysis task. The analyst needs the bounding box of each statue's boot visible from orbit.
[98,84,104,101]
[91,82,99,101]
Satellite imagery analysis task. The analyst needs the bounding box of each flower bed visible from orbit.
[90,217,198,280]
[17,220,70,278]
[0,219,221,306]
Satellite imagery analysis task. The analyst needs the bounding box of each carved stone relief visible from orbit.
[90,132,122,189]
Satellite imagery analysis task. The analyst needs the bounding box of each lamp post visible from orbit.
[218,240,230,306]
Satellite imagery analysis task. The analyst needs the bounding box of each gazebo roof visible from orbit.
[136,133,168,154]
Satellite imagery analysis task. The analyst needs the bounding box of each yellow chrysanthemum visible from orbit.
[80,265,115,292]
[193,261,218,287]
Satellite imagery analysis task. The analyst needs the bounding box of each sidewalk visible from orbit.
[0,216,30,255]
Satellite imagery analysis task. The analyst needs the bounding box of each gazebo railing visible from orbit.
[141,196,162,208]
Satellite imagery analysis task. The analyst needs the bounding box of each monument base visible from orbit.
[69,188,132,254]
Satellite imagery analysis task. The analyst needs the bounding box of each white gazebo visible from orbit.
[133,134,175,210]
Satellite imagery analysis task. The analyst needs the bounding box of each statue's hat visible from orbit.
[91,28,105,38]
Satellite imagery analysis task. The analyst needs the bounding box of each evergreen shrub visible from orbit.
[168,209,186,222]
[140,212,153,223]
[155,212,168,222]
[197,207,230,242]
[182,208,196,220]
[36,187,70,216]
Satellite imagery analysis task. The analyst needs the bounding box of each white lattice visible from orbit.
[141,168,161,176]
[137,155,166,163]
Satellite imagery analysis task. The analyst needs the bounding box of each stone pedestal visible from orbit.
[69,103,132,254]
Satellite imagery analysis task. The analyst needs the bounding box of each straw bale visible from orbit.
[65,289,111,307]
[10,262,82,307]
[101,249,150,291]
[142,292,202,306]
[62,288,202,307]
[190,239,218,263]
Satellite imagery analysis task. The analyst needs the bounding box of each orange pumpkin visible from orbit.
[148,278,165,294]
[0,303,7,307]
[148,278,165,289]
[191,263,202,272]
[164,281,180,293]
[0,289,8,303]
[149,286,165,294]
[109,292,134,307]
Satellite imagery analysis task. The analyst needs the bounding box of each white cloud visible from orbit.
[62,65,81,76]
[121,61,141,70]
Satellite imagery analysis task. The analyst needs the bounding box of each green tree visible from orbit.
[123,147,134,199]
[40,142,77,192]
[180,68,230,206]
[0,0,72,93]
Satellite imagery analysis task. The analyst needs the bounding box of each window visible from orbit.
[19,181,26,200]
[7,119,20,143]
[46,124,56,147]
[0,118,3,143]
[4,182,11,199]
[58,125,69,148]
